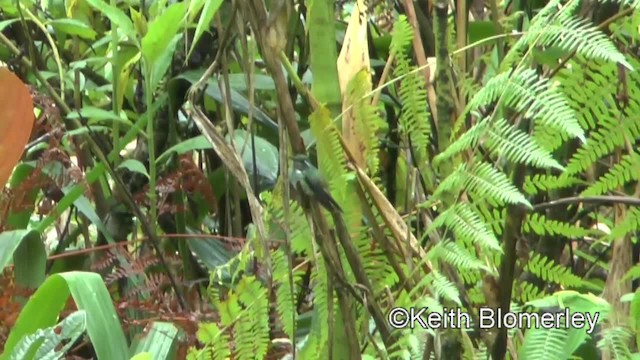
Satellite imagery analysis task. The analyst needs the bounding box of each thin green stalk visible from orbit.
[145,67,157,224]
[279,51,317,109]
[111,0,120,151]
[19,3,64,100]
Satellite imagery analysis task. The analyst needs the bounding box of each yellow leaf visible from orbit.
[336,0,371,94]
[130,7,147,36]
[337,0,371,168]
[117,51,141,112]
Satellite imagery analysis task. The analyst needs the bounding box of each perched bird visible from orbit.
[290,154,343,213]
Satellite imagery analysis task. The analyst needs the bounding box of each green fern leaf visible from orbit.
[430,202,502,252]
[582,152,640,196]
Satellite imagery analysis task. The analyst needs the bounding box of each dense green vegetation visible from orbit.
[1,0,640,359]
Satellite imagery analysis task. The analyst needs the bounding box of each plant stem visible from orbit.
[144,67,157,224]
[111,0,120,151]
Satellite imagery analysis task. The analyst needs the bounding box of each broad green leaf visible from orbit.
[130,7,148,36]
[330,306,355,359]
[187,235,233,271]
[0,19,20,31]
[226,74,277,91]
[186,0,206,22]
[187,0,223,59]
[141,2,186,67]
[65,0,94,24]
[468,21,498,45]
[85,0,137,40]
[157,130,279,192]
[226,129,279,193]
[13,230,46,289]
[1,272,128,360]
[372,33,391,59]
[118,159,150,179]
[526,290,611,315]
[148,34,182,92]
[70,189,115,243]
[0,0,18,14]
[308,0,342,108]
[170,70,278,131]
[64,125,114,138]
[9,310,87,360]
[156,135,213,164]
[117,50,142,116]
[532,46,572,68]
[48,18,97,39]
[130,322,178,359]
[68,106,125,121]
[0,230,37,271]
[4,165,42,289]
[130,353,153,360]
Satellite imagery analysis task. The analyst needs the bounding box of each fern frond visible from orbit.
[10,310,87,360]
[505,0,630,68]
[524,253,595,289]
[352,227,399,294]
[427,240,490,274]
[466,68,585,142]
[565,116,629,175]
[607,207,640,240]
[597,326,633,360]
[308,259,330,353]
[477,206,506,236]
[262,189,312,255]
[389,15,413,57]
[519,326,580,360]
[582,152,640,196]
[524,213,593,239]
[192,322,232,360]
[235,276,270,360]
[532,119,571,152]
[559,58,618,131]
[433,162,531,207]
[309,107,348,190]
[437,117,563,170]
[388,291,440,358]
[433,116,488,166]
[272,249,301,339]
[468,162,531,207]
[515,281,547,303]
[391,15,432,154]
[523,173,583,196]
[430,202,502,252]
[536,15,630,68]
[430,270,462,306]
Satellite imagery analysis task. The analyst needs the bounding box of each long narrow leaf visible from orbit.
[1,272,128,360]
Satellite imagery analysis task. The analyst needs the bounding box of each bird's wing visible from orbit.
[305,177,343,213]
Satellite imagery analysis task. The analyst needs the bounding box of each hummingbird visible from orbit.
[290,154,343,213]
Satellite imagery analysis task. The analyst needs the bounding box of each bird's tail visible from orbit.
[318,189,343,213]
